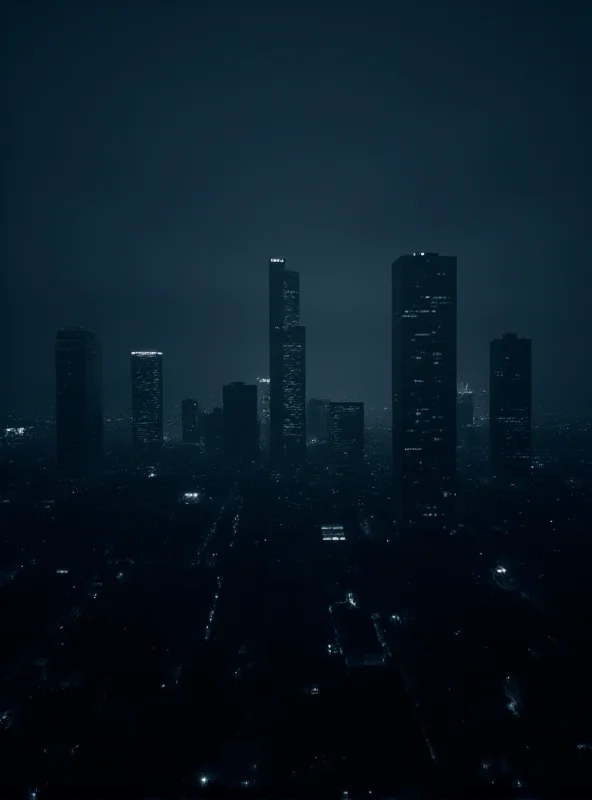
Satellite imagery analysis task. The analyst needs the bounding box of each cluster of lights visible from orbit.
[269,257,285,263]
[131,351,162,356]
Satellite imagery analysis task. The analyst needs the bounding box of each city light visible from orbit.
[131,351,162,356]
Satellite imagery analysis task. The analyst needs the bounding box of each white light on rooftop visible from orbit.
[131,351,162,356]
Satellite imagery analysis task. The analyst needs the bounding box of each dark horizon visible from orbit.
[2,0,591,418]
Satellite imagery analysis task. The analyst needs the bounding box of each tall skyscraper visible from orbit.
[308,398,331,442]
[457,383,474,444]
[182,398,200,444]
[490,333,532,473]
[131,352,163,451]
[329,402,364,465]
[257,377,271,449]
[202,407,224,456]
[55,327,103,477]
[223,382,258,463]
[269,258,306,466]
[392,253,457,531]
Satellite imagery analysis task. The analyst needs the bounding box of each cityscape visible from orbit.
[3,1,592,799]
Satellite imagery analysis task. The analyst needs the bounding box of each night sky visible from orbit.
[2,0,591,418]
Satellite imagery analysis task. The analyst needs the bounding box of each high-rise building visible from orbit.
[223,382,258,463]
[269,258,306,466]
[55,327,103,477]
[257,377,271,449]
[202,407,224,456]
[308,398,331,442]
[392,253,457,531]
[182,398,200,444]
[490,333,532,472]
[329,402,364,465]
[131,352,163,451]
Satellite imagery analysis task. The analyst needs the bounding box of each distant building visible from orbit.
[202,407,224,456]
[131,352,163,451]
[457,384,474,445]
[392,253,457,531]
[282,325,306,463]
[329,402,364,465]
[223,382,258,463]
[308,398,330,442]
[181,398,200,444]
[269,259,306,467]
[490,333,532,472]
[55,327,103,477]
[257,377,271,448]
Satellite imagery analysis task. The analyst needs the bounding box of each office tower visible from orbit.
[55,327,103,477]
[182,398,200,444]
[392,253,457,531]
[282,325,306,462]
[329,402,364,465]
[202,407,224,456]
[223,382,258,462]
[257,377,271,448]
[490,333,532,472]
[457,383,474,439]
[131,351,163,451]
[307,398,331,442]
[269,258,306,466]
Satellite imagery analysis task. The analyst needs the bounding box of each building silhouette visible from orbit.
[55,327,103,477]
[490,333,532,473]
[457,383,474,447]
[131,352,163,451]
[202,407,224,456]
[329,402,364,465]
[182,398,200,444]
[223,382,258,463]
[269,258,306,467]
[308,398,331,442]
[392,253,457,531]
[257,377,270,450]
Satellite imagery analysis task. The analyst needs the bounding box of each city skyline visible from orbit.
[3,3,589,419]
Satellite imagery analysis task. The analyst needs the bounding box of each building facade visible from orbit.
[329,402,364,465]
[392,253,457,531]
[55,327,103,477]
[223,382,258,463]
[257,377,271,450]
[490,333,532,473]
[202,407,224,456]
[181,398,200,444]
[131,351,163,451]
[308,398,331,442]
[269,259,306,467]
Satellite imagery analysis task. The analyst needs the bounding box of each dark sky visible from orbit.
[2,0,591,417]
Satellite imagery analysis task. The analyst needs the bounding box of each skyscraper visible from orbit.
[329,402,364,465]
[257,377,271,450]
[202,407,224,457]
[182,398,200,444]
[490,333,532,473]
[269,258,306,466]
[131,352,163,451]
[223,382,258,463]
[308,398,331,442]
[457,383,474,446]
[392,253,457,531]
[55,327,103,477]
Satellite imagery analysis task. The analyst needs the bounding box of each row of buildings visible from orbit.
[55,253,532,531]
